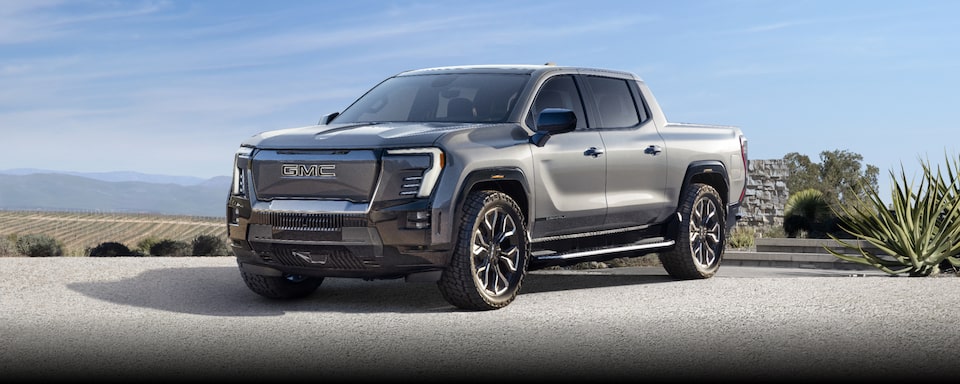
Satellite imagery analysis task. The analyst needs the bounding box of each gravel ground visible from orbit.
[1,257,958,382]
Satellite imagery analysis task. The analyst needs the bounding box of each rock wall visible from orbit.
[738,159,789,228]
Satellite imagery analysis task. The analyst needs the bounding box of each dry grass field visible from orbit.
[0,210,226,256]
[0,209,662,267]
[2,212,952,275]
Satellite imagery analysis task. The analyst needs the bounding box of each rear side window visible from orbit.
[586,76,641,128]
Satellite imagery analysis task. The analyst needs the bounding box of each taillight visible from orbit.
[739,135,748,202]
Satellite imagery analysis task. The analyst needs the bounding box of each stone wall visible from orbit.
[738,159,789,228]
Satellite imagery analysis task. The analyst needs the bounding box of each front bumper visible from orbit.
[227,196,452,279]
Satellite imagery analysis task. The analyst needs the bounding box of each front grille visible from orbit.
[250,211,367,231]
[251,149,378,201]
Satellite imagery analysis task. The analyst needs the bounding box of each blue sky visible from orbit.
[2,0,958,201]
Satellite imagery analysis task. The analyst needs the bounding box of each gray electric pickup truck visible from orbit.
[227,64,748,310]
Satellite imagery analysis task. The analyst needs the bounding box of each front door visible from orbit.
[529,75,607,238]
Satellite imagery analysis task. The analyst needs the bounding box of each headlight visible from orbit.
[231,146,254,196]
[385,148,445,198]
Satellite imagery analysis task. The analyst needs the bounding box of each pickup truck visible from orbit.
[227,64,748,310]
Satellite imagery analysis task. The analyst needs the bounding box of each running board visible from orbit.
[533,240,675,261]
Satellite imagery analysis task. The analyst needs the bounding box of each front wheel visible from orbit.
[438,190,530,311]
[240,270,323,299]
[659,183,726,279]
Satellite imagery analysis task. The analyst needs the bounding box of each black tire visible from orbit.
[659,183,725,279]
[438,190,530,310]
[240,270,323,299]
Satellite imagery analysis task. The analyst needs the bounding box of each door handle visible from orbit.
[583,147,604,158]
[645,145,663,155]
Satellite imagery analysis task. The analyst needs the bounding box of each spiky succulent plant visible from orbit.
[827,153,960,276]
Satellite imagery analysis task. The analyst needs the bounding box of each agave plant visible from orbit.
[826,154,960,276]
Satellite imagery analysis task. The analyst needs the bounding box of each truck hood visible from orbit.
[242,122,486,149]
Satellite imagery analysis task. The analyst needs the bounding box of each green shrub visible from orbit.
[191,234,228,256]
[605,254,661,267]
[16,233,64,257]
[0,236,17,256]
[827,154,960,276]
[567,261,609,270]
[728,226,756,249]
[759,225,786,238]
[783,189,834,238]
[149,239,191,257]
[88,241,139,257]
[136,236,162,256]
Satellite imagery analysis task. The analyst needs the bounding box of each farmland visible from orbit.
[0,209,661,267]
[0,210,226,256]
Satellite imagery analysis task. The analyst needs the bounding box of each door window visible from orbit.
[532,75,587,129]
[586,76,642,128]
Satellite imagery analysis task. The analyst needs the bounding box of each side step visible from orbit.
[533,238,675,261]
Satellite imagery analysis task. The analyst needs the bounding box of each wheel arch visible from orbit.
[453,167,531,229]
[664,161,730,240]
[678,160,730,207]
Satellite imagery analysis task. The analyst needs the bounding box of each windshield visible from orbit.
[333,73,528,124]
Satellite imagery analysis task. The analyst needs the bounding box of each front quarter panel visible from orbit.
[429,124,535,246]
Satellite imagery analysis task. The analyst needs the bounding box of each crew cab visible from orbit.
[227,64,748,310]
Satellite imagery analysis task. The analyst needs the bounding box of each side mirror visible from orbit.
[530,108,576,147]
[319,112,340,125]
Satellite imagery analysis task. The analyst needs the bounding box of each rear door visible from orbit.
[582,75,670,227]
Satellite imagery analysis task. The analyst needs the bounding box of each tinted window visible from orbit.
[586,76,641,128]
[333,73,528,124]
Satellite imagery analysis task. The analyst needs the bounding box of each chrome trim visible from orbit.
[535,240,675,260]
[281,163,336,178]
[251,199,369,214]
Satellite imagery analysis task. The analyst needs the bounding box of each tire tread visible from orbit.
[659,183,725,280]
[438,190,528,310]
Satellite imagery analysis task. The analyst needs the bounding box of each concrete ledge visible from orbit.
[741,238,885,270]
[726,251,838,263]
[724,250,876,270]
[754,238,884,256]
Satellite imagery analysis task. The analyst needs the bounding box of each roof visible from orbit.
[395,63,639,80]
[397,64,552,76]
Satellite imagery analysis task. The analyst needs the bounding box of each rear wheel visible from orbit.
[240,270,323,299]
[659,183,725,279]
[438,190,529,310]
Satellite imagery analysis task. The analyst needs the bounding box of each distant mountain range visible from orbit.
[0,168,224,186]
[0,169,231,217]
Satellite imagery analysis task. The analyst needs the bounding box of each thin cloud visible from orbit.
[740,19,821,33]
[0,0,169,44]
[735,10,898,35]
[713,63,809,77]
